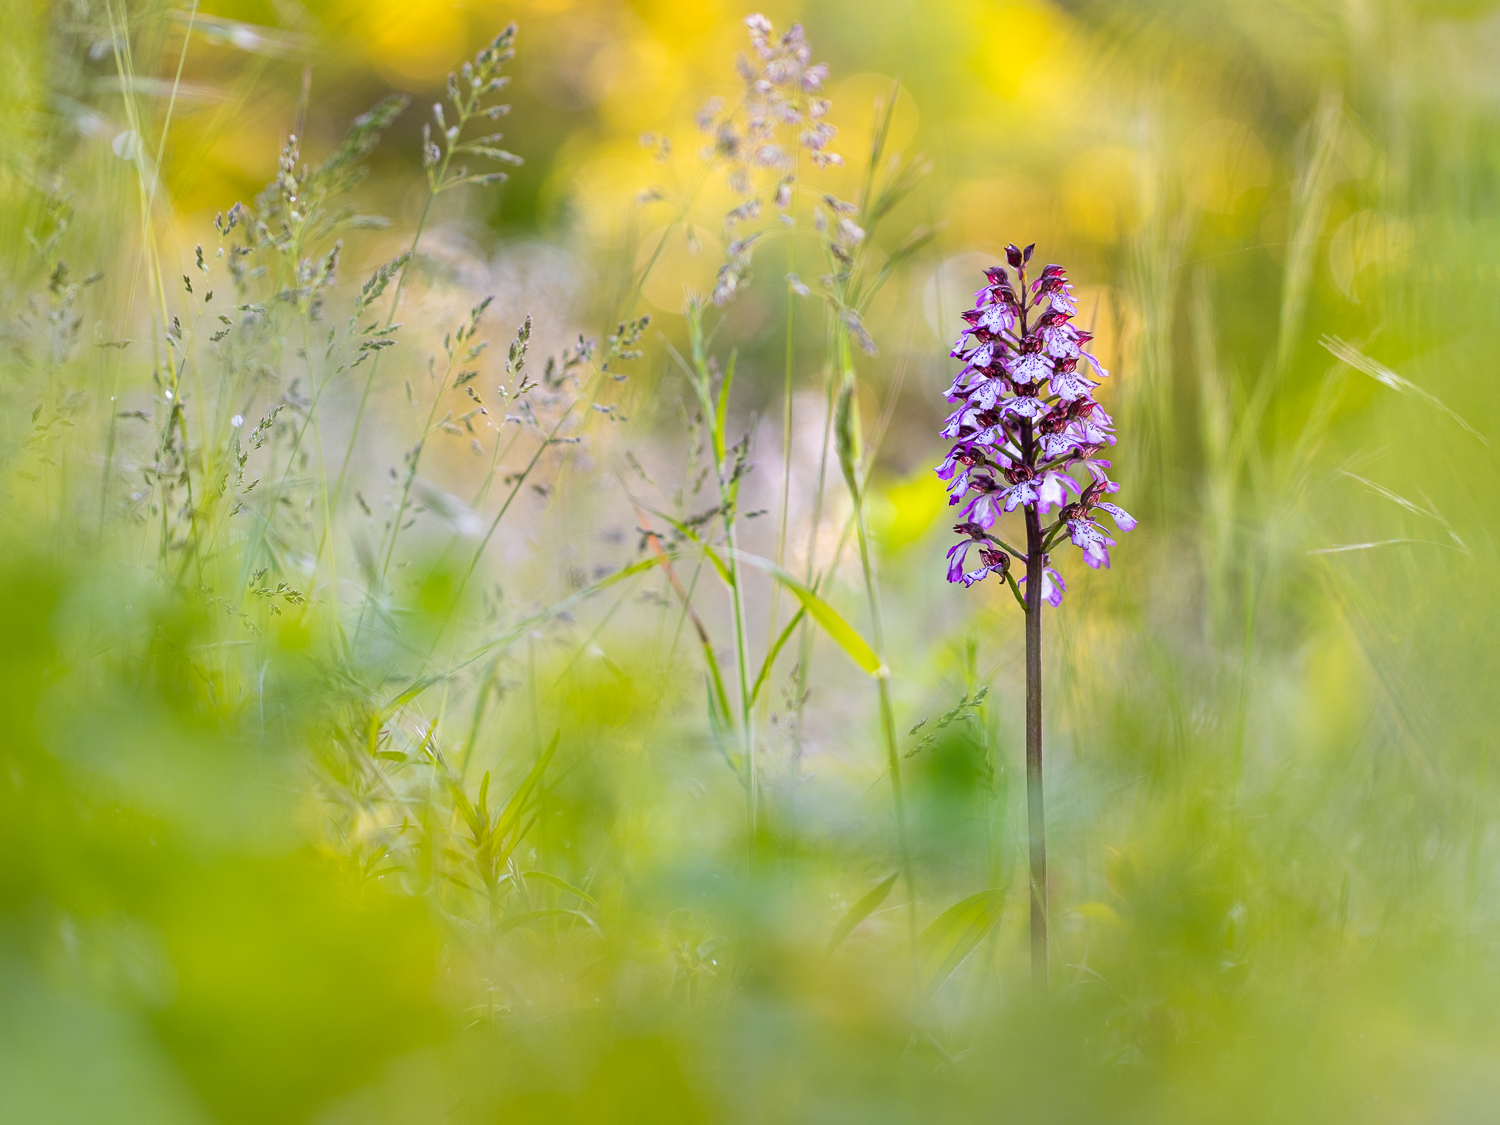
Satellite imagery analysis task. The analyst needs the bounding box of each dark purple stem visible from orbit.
[1018,270,1048,996]
[1023,490,1047,995]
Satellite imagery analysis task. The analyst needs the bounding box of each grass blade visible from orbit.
[750,606,805,706]
[521,871,598,907]
[492,731,560,844]
[1321,335,1487,445]
[730,550,883,676]
[496,908,601,938]
[916,889,1004,999]
[642,504,735,588]
[828,871,899,954]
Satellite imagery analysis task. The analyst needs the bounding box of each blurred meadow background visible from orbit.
[3,0,1500,1120]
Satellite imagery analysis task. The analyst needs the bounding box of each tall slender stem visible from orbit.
[855,489,917,960]
[326,189,433,527]
[836,328,917,977]
[768,150,802,659]
[769,253,797,648]
[726,521,756,848]
[1012,262,1049,997]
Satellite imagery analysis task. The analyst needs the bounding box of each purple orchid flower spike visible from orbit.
[932,244,1134,994]
[935,249,1132,600]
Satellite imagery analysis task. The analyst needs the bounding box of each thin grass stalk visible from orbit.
[651,553,708,725]
[769,227,799,658]
[147,2,197,232]
[725,511,757,844]
[324,187,434,555]
[412,162,695,654]
[326,27,525,539]
[99,2,197,529]
[857,516,914,952]
[685,311,757,848]
[786,316,838,784]
[767,143,803,665]
[377,382,445,581]
[323,33,519,562]
[1275,88,1342,379]
[618,162,713,320]
[103,0,177,552]
[834,331,916,974]
[460,397,577,595]
[419,320,642,669]
[782,82,919,799]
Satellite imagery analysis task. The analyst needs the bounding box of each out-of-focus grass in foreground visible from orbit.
[3,0,1500,1121]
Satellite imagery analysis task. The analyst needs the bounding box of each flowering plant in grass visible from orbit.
[939,243,1134,594]
[936,242,1134,990]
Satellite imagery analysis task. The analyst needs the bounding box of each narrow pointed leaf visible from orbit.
[521,871,597,907]
[704,652,733,734]
[641,505,736,588]
[700,542,735,589]
[729,550,883,676]
[492,731,559,844]
[496,908,601,938]
[750,606,806,706]
[827,871,899,954]
[916,889,1004,999]
[451,787,484,838]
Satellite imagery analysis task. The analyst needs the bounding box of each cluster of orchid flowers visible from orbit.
[937,243,1135,605]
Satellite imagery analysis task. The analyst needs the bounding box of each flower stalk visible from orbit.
[1023,490,1047,991]
[937,243,1135,992]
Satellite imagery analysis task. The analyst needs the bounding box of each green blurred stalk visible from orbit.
[834,329,917,971]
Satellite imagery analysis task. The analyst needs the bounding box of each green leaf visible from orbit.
[730,551,883,677]
[834,378,860,496]
[496,908,601,938]
[750,606,806,707]
[703,651,734,737]
[916,889,1005,999]
[827,871,899,954]
[857,224,940,315]
[450,786,484,839]
[579,554,663,593]
[701,542,735,589]
[492,731,559,844]
[521,871,597,907]
[640,505,735,589]
[786,584,880,675]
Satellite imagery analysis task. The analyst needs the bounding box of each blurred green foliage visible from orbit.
[3,0,1500,1121]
